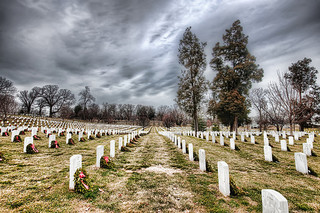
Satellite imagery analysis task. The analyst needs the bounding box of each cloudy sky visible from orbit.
[1,0,319,107]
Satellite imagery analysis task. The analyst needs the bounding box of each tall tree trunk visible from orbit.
[49,106,53,117]
[233,116,238,134]
[194,111,198,134]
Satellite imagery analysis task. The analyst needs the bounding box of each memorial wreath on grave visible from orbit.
[59,132,64,136]
[121,146,130,152]
[89,135,95,140]
[100,156,115,169]
[127,143,135,147]
[68,138,75,145]
[33,135,41,140]
[101,133,105,136]
[26,143,39,154]
[47,133,52,138]
[2,132,9,136]
[96,133,101,138]
[80,137,86,142]
[50,140,60,148]
[74,168,92,194]
[19,131,25,135]
[0,152,5,162]
[13,135,22,142]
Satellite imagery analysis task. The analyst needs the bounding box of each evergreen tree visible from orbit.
[176,27,208,134]
[209,20,263,132]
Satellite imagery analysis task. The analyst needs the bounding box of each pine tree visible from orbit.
[176,27,208,134]
[210,20,263,132]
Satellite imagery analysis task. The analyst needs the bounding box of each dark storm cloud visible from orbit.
[0,0,319,107]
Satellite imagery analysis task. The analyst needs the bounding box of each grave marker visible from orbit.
[199,149,206,171]
[96,145,104,167]
[110,140,115,158]
[69,154,82,190]
[295,152,308,174]
[218,161,230,196]
[261,189,288,213]
[188,143,193,161]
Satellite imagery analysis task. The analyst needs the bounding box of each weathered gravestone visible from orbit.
[188,143,193,161]
[295,152,308,174]
[199,149,206,171]
[218,161,230,196]
[124,135,127,146]
[96,145,104,167]
[261,189,288,213]
[178,137,181,149]
[69,154,82,190]
[110,140,115,158]
[66,133,72,144]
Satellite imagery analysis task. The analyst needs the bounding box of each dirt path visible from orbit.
[105,128,205,212]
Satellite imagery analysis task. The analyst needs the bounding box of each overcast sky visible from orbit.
[1,0,319,107]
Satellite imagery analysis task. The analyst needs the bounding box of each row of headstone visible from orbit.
[160,130,290,212]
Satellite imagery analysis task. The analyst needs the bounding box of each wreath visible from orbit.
[127,143,135,147]
[89,135,95,140]
[74,168,92,194]
[102,133,105,136]
[50,140,60,148]
[80,137,86,142]
[13,135,22,142]
[100,156,115,169]
[19,131,25,135]
[33,135,41,140]
[2,132,9,136]
[121,146,130,152]
[26,143,39,154]
[0,152,5,162]
[68,138,75,145]
[44,130,47,134]
[59,132,64,136]
[96,133,101,138]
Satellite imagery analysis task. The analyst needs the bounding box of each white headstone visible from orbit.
[48,135,56,148]
[264,146,273,162]
[188,143,194,161]
[251,135,255,144]
[78,132,83,141]
[124,135,127,146]
[96,145,104,168]
[11,130,19,142]
[119,137,123,150]
[220,135,224,146]
[303,143,311,156]
[264,137,269,146]
[218,161,230,197]
[212,134,215,143]
[178,137,181,149]
[280,140,287,151]
[110,140,115,158]
[69,154,82,190]
[23,137,33,153]
[230,138,235,150]
[261,189,288,213]
[275,134,279,142]
[199,149,206,171]
[241,134,245,142]
[295,152,308,174]
[288,136,294,145]
[66,133,72,144]
[182,140,186,154]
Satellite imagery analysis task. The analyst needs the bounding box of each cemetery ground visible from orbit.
[0,128,319,212]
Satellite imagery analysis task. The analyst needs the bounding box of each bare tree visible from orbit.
[35,98,47,116]
[0,77,17,120]
[136,105,150,130]
[17,87,41,114]
[157,105,170,121]
[78,86,95,120]
[122,104,135,124]
[250,88,268,131]
[267,73,299,134]
[40,85,75,117]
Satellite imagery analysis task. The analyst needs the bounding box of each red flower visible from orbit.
[79,171,86,179]
[104,156,109,164]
